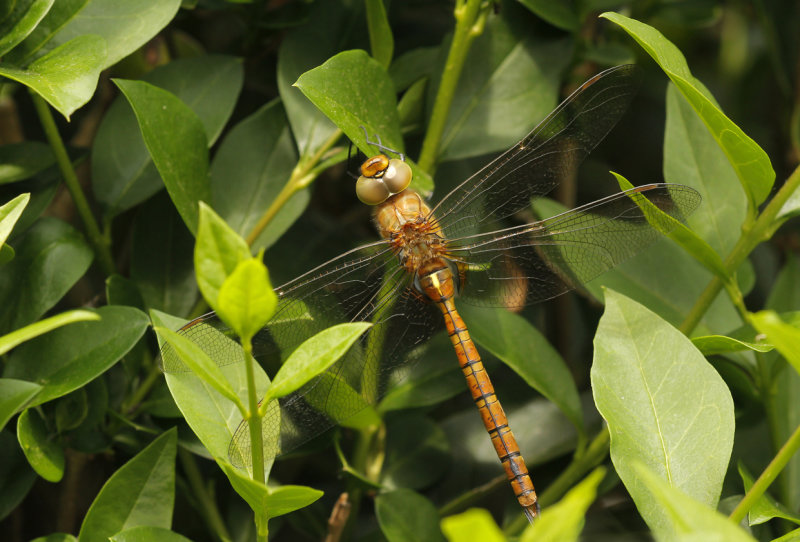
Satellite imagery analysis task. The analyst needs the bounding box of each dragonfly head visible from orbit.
[356,154,412,205]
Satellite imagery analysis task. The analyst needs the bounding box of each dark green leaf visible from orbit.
[388,47,437,92]
[29,534,77,542]
[0,379,41,431]
[441,509,504,542]
[111,526,192,542]
[591,290,735,533]
[0,430,37,521]
[114,79,211,234]
[376,489,447,542]
[216,258,277,342]
[17,408,64,482]
[0,244,13,264]
[54,388,89,432]
[105,275,145,310]
[365,0,393,67]
[95,56,243,216]
[517,0,578,31]
[382,415,449,490]
[0,0,54,57]
[0,217,92,335]
[4,306,149,406]
[78,429,177,542]
[0,143,54,184]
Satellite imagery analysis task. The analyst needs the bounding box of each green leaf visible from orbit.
[691,334,773,356]
[459,304,584,437]
[778,182,800,221]
[365,0,393,67]
[4,306,149,406]
[78,429,177,542]
[16,408,64,482]
[376,489,447,542]
[441,508,504,542]
[210,100,306,252]
[738,463,800,526]
[0,309,99,356]
[0,0,54,56]
[0,193,29,246]
[602,12,774,207]
[631,462,756,541]
[0,34,106,119]
[105,275,145,310]
[295,49,433,196]
[131,195,197,316]
[0,143,54,184]
[29,534,77,542]
[95,56,243,216]
[55,388,89,432]
[194,202,251,310]
[750,311,800,375]
[590,290,735,533]
[434,17,571,161]
[0,217,93,335]
[110,526,192,542]
[154,326,244,412]
[114,79,211,234]
[521,468,606,542]
[0,430,37,521]
[9,0,180,71]
[382,415,450,490]
[0,379,41,432]
[517,0,578,30]
[266,322,371,402]
[216,258,277,342]
[0,244,13,264]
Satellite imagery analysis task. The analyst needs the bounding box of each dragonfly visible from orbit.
[161,64,701,523]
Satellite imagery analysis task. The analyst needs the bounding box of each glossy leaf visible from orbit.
[632,462,756,541]
[0,143,54,184]
[111,526,191,542]
[376,489,447,542]
[382,415,450,490]
[114,79,211,235]
[750,311,800,375]
[0,379,41,432]
[517,0,578,30]
[0,35,106,119]
[603,12,774,207]
[295,49,433,196]
[216,258,277,343]
[520,468,605,542]
[78,429,177,542]
[209,100,306,252]
[194,202,251,310]
[17,408,64,482]
[4,306,149,406]
[0,193,29,247]
[0,217,92,336]
[0,309,99,356]
[691,334,773,356]
[95,56,243,216]
[0,0,54,56]
[265,322,371,402]
[459,304,583,436]
[738,464,800,526]
[591,290,734,533]
[441,509,504,542]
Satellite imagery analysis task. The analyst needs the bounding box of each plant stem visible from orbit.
[680,163,800,334]
[245,129,342,246]
[439,474,507,516]
[31,92,116,275]
[729,420,800,524]
[417,0,489,174]
[178,448,232,542]
[244,339,265,484]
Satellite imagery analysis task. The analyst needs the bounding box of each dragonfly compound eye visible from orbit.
[360,154,390,178]
[383,159,412,194]
[356,175,391,205]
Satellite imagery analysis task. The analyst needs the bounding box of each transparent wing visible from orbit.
[444,184,702,309]
[430,64,641,239]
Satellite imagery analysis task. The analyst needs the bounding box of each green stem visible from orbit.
[245,129,343,246]
[680,163,800,334]
[31,92,116,275]
[121,359,161,416]
[439,474,507,516]
[178,448,232,542]
[729,420,800,524]
[417,0,490,174]
[244,339,265,485]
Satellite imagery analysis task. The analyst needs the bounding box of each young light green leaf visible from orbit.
[295,49,433,196]
[0,143,54,184]
[521,468,606,542]
[738,463,800,526]
[0,379,41,432]
[0,0,54,56]
[78,429,177,542]
[365,0,393,67]
[265,322,371,402]
[4,306,148,406]
[602,12,774,207]
[691,334,773,356]
[377,489,447,542]
[263,485,324,520]
[441,508,504,542]
[632,462,756,541]
[17,408,64,482]
[0,309,99,356]
[154,326,245,413]
[459,304,584,438]
[749,311,800,375]
[591,290,734,533]
[216,258,277,342]
[110,526,192,542]
[195,202,251,310]
[114,79,211,235]
[0,193,30,246]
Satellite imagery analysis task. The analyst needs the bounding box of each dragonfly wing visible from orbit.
[431,65,640,239]
[445,184,701,309]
